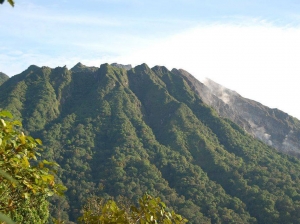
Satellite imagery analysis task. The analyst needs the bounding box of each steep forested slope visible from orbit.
[1,63,300,223]
[0,72,9,86]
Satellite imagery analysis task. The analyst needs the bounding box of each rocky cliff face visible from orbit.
[111,63,132,70]
[173,68,300,156]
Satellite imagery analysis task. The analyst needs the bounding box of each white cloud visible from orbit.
[116,22,300,119]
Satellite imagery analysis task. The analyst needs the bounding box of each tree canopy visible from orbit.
[0,110,66,223]
[78,194,188,224]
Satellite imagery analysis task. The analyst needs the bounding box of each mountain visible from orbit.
[173,69,300,157]
[1,63,300,223]
[0,72,9,86]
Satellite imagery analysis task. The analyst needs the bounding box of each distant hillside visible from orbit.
[0,72,9,86]
[173,69,300,157]
[1,63,300,223]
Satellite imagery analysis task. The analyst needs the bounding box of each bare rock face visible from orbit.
[173,68,300,157]
[111,63,132,70]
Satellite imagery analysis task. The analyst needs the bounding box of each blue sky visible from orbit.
[1,0,300,119]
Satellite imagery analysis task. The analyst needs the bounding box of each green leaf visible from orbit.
[160,202,166,208]
[35,138,42,145]
[7,0,14,6]
[0,169,18,185]
[47,191,54,197]
[12,120,22,126]
[23,156,30,167]
[0,110,13,118]
[0,213,15,224]
[23,192,29,199]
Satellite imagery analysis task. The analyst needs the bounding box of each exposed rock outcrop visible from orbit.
[111,63,132,70]
[173,68,300,156]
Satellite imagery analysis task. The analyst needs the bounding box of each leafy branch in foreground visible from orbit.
[0,0,14,7]
[0,110,66,223]
[78,193,188,224]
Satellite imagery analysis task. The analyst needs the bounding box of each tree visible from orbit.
[0,111,66,223]
[0,0,14,7]
[78,193,188,224]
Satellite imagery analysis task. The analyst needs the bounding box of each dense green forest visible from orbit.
[0,72,9,86]
[1,63,300,223]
